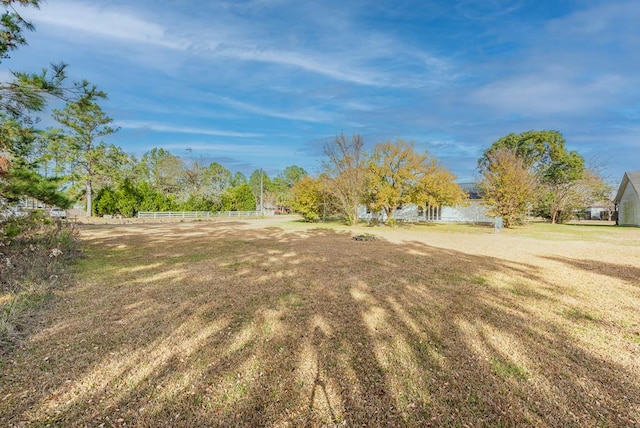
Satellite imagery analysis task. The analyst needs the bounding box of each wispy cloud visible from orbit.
[156,142,291,157]
[24,1,454,89]
[470,73,626,115]
[21,1,185,50]
[117,121,263,138]
[455,0,525,21]
[207,94,336,123]
[467,1,640,117]
[206,44,386,87]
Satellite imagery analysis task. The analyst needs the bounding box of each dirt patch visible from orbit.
[1,219,639,427]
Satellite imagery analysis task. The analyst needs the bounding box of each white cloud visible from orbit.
[207,94,336,123]
[22,1,185,50]
[470,75,617,115]
[455,0,524,21]
[117,121,262,138]
[204,42,386,87]
[18,0,456,90]
[463,1,640,119]
[545,0,640,43]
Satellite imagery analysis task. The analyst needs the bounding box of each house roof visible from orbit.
[614,171,640,204]
[458,183,482,200]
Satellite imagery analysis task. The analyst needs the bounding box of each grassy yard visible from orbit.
[1,219,639,426]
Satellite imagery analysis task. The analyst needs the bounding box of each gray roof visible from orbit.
[614,171,640,204]
[458,183,482,199]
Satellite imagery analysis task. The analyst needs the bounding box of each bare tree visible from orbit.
[323,133,367,225]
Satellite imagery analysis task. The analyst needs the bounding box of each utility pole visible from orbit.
[260,168,264,214]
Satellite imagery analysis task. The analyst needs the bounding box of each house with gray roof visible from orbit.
[614,171,640,227]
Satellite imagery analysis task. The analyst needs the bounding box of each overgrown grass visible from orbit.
[1,220,639,427]
[0,213,79,352]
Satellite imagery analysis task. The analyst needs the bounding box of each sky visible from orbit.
[4,0,640,183]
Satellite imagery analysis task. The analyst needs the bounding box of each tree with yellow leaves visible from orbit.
[366,140,465,223]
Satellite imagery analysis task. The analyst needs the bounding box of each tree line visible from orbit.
[0,2,310,218]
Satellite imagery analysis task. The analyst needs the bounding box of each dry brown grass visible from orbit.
[1,218,639,427]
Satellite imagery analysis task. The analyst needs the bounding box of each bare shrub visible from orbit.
[0,213,79,352]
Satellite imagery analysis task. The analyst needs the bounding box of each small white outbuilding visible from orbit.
[614,171,640,227]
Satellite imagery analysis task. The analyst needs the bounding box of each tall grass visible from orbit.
[0,213,79,352]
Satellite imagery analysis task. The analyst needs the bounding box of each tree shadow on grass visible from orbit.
[1,222,639,427]
[541,255,640,287]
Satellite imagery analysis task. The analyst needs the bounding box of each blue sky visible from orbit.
[5,0,640,183]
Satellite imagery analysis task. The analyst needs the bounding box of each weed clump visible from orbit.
[0,213,80,352]
[353,233,376,241]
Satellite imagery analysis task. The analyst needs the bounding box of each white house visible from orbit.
[614,171,640,227]
[357,183,495,224]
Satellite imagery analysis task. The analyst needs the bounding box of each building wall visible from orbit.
[619,183,640,226]
[441,201,495,223]
[357,200,494,224]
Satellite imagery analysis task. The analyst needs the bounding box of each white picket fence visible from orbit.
[137,210,274,219]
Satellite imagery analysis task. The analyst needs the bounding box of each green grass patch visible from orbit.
[563,308,599,322]
[470,275,489,286]
[491,358,529,381]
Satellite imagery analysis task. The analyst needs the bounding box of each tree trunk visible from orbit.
[384,207,395,223]
[86,179,92,217]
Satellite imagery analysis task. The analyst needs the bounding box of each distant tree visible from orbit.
[137,148,184,194]
[94,177,180,217]
[34,128,67,178]
[93,186,117,217]
[280,165,307,187]
[52,85,120,216]
[206,162,232,204]
[479,130,567,172]
[479,130,586,224]
[179,158,209,201]
[411,158,467,210]
[535,168,612,223]
[291,175,334,222]
[536,149,585,223]
[180,194,214,212]
[249,169,272,209]
[137,180,176,212]
[221,183,255,211]
[580,169,614,219]
[478,148,537,227]
[323,132,367,225]
[230,171,247,186]
[366,140,426,222]
[113,178,141,217]
[272,165,308,209]
[366,140,465,224]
